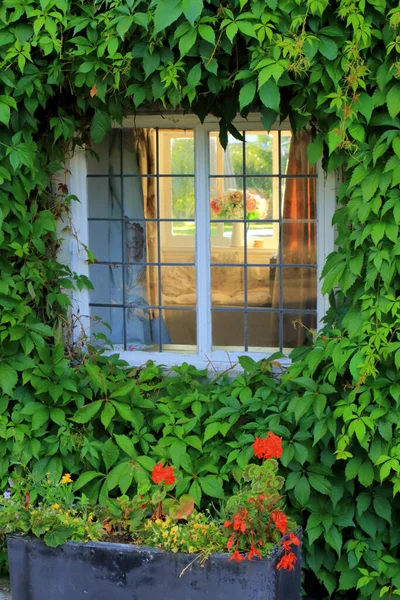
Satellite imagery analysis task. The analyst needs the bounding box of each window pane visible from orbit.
[122,129,155,176]
[281,222,316,264]
[88,221,122,262]
[212,311,244,351]
[210,179,244,220]
[91,307,124,345]
[163,309,196,349]
[247,267,272,307]
[89,264,123,305]
[281,267,317,309]
[160,130,194,175]
[123,177,157,219]
[87,130,121,176]
[282,312,317,350]
[209,132,243,176]
[161,266,196,307]
[88,177,121,218]
[248,312,279,351]
[211,266,244,307]
[159,176,195,220]
[245,132,274,175]
[160,222,195,263]
[124,220,156,264]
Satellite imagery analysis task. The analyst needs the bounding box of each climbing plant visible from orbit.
[1,0,400,597]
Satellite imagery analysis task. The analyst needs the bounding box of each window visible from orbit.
[68,114,335,367]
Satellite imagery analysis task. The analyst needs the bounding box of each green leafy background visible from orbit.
[1,0,400,597]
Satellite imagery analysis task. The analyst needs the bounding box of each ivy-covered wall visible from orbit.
[1,0,400,597]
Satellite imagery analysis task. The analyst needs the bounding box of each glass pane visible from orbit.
[125,266,156,307]
[161,265,196,307]
[247,267,272,307]
[159,130,194,175]
[87,130,121,176]
[281,131,292,174]
[123,177,157,219]
[123,220,154,264]
[282,312,317,350]
[90,306,124,345]
[210,179,244,220]
[211,245,243,265]
[126,305,161,351]
[122,129,155,176]
[245,132,274,175]
[88,177,122,218]
[89,264,123,305]
[212,311,244,350]
[160,222,195,263]
[88,221,122,262]
[246,222,278,256]
[211,266,244,307]
[245,178,273,219]
[281,222,316,265]
[163,309,196,348]
[248,312,279,350]
[281,178,316,219]
[209,132,244,176]
[159,177,195,220]
[280,267,317,309]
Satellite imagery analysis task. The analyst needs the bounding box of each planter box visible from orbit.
[7,534,301,600]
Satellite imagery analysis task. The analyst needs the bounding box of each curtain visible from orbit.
[123,128,170,347]
[271,131,317,348]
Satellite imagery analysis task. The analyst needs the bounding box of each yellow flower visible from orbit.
[162,532,168,539]
[155,519,162,526]
[88,515,94,522]
[61,473,72,484]
[170,527,178,535]
[161,521,169,529]
[188,546,195,554]
[74,519,79,523]
[193,523,200,529]
[171,547,178,553]
[51,504,60,510]
[64,519,69,525]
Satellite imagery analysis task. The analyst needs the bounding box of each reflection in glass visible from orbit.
[209,132,243,176]
[245,132,274,175]
[91,307,124,345]
[159,176,195,220]
[161,265,196,307]
[160,223,195,261]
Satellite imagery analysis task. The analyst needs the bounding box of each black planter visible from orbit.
[7,534,301,600]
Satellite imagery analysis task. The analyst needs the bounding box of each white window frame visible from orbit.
[67,113,336,370]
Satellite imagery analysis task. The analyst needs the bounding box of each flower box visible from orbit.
[7,534,301,600]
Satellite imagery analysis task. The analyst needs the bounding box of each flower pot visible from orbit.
[7,534,302,600]
[230,221,245,247]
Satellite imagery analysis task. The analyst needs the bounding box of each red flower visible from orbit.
[281,540,292,551]
[228,549,245,563]
[210,199,222,214]
[289,532,300,546]
[248,544,262,561]
[272,510,287,535]
[233,510,247,533]
[226,534,235,550]
[252,432,282,460]
[224,520,233,528]
[277,552,297,571]
[164,466,175,485]
[151,463,175,485]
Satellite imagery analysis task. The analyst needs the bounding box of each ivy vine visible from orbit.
[1,0,400,597]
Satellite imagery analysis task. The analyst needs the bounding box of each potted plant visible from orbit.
[2,433,301,600]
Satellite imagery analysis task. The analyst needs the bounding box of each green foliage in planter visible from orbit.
[1,0,400,597]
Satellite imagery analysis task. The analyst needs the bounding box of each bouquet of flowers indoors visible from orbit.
[210,189,268,220]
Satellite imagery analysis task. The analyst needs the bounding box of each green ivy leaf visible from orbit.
[74,471,103,491]
[259,79,280,113]
[102,438,119,471]
[0,363,18,395]
[182,0,203,25]
[199,475,225,499]
[153,0,182,35]
[198,24,215,45]
[90,111,111,145]
[387,84,400,119]
[294,475,310,506]
[71,401,103,423]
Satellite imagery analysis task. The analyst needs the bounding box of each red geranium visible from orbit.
[151,463,175,485]
[248,543,262,561]
[252,432,282,459]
